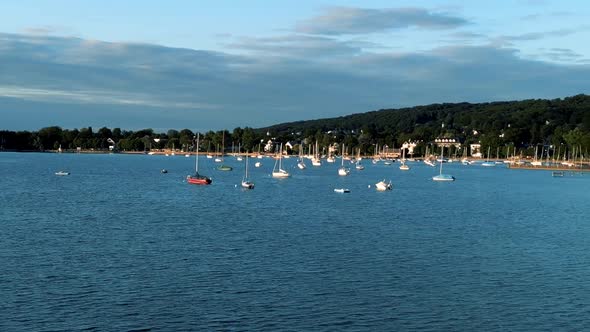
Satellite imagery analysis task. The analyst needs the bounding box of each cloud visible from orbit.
[522,11,573,21]
[0,32,589,131]
[224,34,375,59]
[295,7,469,35]
[498,28,579,42]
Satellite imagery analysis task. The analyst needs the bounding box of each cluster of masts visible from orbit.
[184,138,457,190]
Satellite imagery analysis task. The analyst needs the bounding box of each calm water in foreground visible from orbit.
[1,152,589,331]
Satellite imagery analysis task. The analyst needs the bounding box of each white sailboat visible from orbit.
[338,144,350,176]
[531,145,542,166]
[424,145,436,167]
[432,145,455,181]
[272,143,290,178]
[297,145,306,169]
[311,141,322,166]
[481,146,496,167]
[375,179,392,191]
[236,142,243,161]
[399,146,410,171]
[241,155,254,189]
[355,149,365,170]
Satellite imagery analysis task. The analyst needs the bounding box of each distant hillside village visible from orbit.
[1,94,589,159]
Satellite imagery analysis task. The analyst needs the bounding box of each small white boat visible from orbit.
[297,160,306,169]
[432,174,455,181]
[185,154,190,158]
[375,180,392,191]
[424,159,436,167]
[254,161,262,168]
[55,171,70,176]
[272,169,290,178]
[334,188,350,193]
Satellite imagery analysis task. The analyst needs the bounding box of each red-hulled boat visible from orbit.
[187,173,212,185]
[187,133,212,185]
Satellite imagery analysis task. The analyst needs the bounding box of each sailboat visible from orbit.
[481,146,496,167]
[399,146,410,171]
[531,145,542,166]
[241,155,254,189]
[375,179,392,191]
[311,141,322,166]
[236,142,243,161]
[217,131,233,171]
[432,145,455,181]
[355,148,365,170]
[272,143,290,178]
[297,145,306,169]
[187,133,212,185]
[338,144,350,176]
[424,145,436,167]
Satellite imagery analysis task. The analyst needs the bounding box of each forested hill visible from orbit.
[1,95,589,155]
[259,94,590,149]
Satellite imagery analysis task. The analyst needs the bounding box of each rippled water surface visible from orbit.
[1,152,589,331]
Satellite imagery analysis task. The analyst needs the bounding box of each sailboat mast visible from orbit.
[195,133,200,172]
[280,143,283,169]
[439,146,444,175]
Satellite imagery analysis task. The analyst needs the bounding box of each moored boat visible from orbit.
[187,133,212,185]
[375,180,392,191]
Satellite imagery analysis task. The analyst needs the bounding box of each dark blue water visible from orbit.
[1,152,589,331]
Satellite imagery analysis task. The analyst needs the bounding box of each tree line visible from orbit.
[1,94,589,158]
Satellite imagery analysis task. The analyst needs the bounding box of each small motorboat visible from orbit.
[161,169,168,174]
[334,188,350,193]
[55,171,70,176]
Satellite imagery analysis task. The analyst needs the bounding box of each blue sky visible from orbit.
[1,0,589,131]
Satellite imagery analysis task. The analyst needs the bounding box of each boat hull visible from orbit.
[241,181,254,189]
[187,175,212,185]
[272,171,290,178]
[432,174,455,182]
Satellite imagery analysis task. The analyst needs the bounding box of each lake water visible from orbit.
[1,152,589,331]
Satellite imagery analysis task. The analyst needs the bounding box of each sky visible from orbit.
[1,0,589,131]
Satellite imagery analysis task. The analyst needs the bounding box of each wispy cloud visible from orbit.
[0,85,219,109]
[295,7,469,35]
[498,28,579,42]
[0,32,589,130]
[522,11,573,21]
[224,34,377,59]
